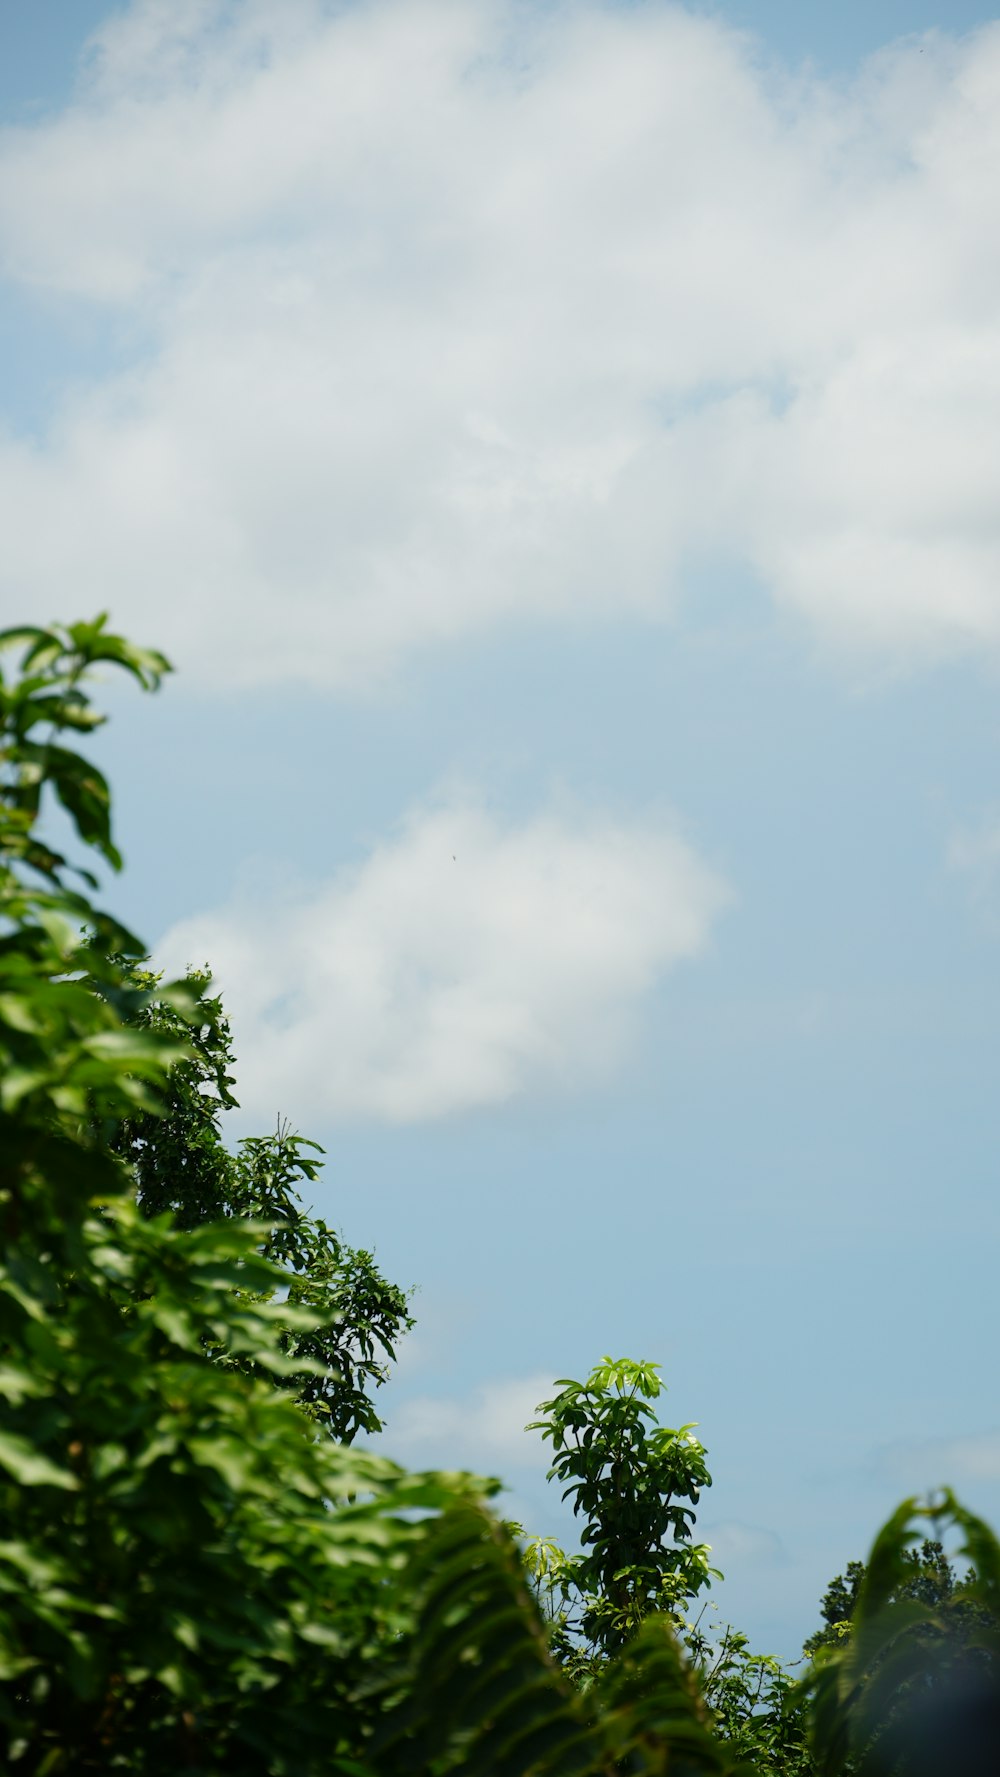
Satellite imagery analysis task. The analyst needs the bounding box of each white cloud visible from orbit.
[154,791,728,1123]
[878,1429,1000,1485]
[382,1372,555,1477]
[1,4,1000,682]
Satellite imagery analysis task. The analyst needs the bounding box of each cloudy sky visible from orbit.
[4,0,1000,1657]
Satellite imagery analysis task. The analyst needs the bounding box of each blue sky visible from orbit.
[3,0,1000,1658]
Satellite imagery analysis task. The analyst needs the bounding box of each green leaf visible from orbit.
[0,1433,78,1491]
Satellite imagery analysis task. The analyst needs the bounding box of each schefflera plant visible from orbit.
[526,1357,718,1681]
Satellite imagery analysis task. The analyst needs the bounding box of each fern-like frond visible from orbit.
[591,1615,756,1777]
[371,1501,603,1776]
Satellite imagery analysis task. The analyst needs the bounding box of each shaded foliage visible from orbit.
[802,1493,1000,1776]
[803,1538,975,1661]
[111,962,413,1441]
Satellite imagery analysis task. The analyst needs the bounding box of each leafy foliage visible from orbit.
[0,618,460,1770]
[0,1191,465,1772]
[372,1500,601,1776]
[111,962,413,1441]
[685,1623,811,1776]
[591,1615,757,1776]
[525,1361,810,1771]
[803,1538,974,1660]
[0,618,184,1165]
[371,1495,760,1777]
[803,1492,1000,1776]
[526,1358,717,1672]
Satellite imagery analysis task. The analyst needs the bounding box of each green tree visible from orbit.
[525,1357,717,1680]
[524,1360,812,1774]
[111,961,413,1441]
[0,616,454,1770]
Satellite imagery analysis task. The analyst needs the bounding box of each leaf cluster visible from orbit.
[1,619,186,1165]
